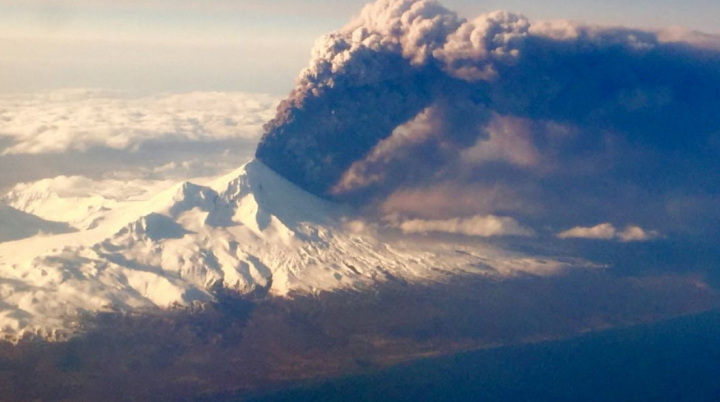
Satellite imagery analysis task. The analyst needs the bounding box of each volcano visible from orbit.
[0,159,583,341]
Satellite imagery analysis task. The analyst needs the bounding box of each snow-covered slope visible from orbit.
[3,176,175,230]
[0,160,587,341]
[0,205,74,243]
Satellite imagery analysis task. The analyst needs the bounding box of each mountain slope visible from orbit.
[2,176,174,230]
[0,159,584,341]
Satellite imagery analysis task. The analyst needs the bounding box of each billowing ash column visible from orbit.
[256,0,720,230]
[256,0,528,196]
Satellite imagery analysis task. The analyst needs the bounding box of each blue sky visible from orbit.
[0,0,718,94]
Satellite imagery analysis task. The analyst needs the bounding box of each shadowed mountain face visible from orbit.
[0,205,74,244]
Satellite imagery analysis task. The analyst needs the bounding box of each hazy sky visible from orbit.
[0,0,719,94]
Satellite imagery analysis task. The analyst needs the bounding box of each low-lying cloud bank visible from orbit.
[256,0,720,239]
[0,90,278,155]
[0,90,278,192]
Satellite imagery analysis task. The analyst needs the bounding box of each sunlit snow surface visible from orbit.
[0,160,591,341]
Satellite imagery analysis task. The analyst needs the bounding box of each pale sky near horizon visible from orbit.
[0,0,719,94]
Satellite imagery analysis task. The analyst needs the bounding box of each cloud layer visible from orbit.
[0,90,278,192]
[0,89,278,155]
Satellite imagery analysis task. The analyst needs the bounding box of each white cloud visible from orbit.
[557,223,617,240]
[0,89,279,155]
[617,225,661,242]
[397,214,533,237]
[656,27,720,50]
[558,223,660,242]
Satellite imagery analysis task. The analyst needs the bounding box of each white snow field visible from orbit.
[0,159,587,341]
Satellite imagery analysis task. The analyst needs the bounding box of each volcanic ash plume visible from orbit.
[256,0,720,235]
[256,0,529,196]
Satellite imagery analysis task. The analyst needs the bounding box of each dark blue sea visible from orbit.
[247,309,720,402]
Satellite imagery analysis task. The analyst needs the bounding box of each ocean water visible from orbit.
[247,309,720,402]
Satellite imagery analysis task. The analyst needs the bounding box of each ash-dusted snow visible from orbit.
[0,160,587,341]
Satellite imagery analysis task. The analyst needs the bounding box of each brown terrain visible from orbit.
[0,271,717,402]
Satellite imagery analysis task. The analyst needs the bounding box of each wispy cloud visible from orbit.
[380,183,534,220]
[557,223,660,242]
[396,214,534,238]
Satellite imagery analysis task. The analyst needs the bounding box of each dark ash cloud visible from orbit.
[256,0,720,238]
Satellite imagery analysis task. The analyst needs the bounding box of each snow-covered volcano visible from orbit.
[0,160,580,341]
